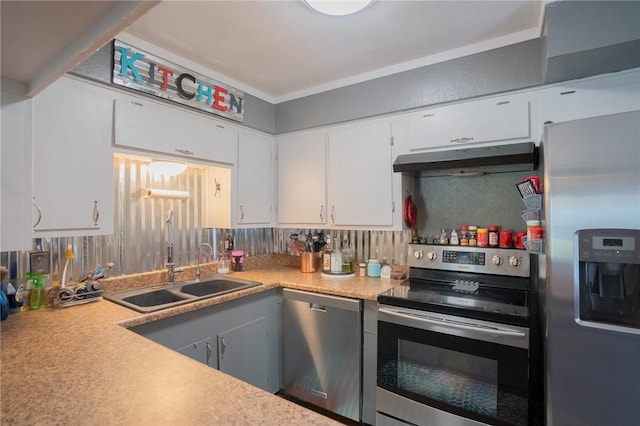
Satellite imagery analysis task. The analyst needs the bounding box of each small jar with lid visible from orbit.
[488,225,499,247]
[468,226,478,246]
[358,262,367,276]
[367,259,381,278]
[460,225,469,246]
[477,228,489,247]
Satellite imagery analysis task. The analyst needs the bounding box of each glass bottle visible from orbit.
[341,238,353,273]
[330,235,342,273]
[323,235,333,272]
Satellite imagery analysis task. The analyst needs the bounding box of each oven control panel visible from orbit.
[409,244,530,277]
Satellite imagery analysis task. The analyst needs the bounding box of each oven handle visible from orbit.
[378,307,527,338]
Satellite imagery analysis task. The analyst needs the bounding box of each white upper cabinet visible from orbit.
[114,97,238,165]
[537,70,640,125]
[408,95,531,151]
[236,129,273,226]
[1,90,33,250]
[328,120,394,227]
[277,130,327,226]
[32,77,114,236]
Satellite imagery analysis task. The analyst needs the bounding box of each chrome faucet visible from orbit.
[196,242,214,279]
[166,243,183,283]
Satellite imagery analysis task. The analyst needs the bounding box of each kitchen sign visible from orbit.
[113,40,244,122]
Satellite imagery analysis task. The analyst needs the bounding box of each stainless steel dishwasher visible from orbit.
[281,288,362,422]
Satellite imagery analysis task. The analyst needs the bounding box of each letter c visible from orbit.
[176,73,196,100]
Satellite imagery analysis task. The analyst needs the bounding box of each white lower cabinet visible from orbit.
[32,76,114,236]
[131,289,279,393]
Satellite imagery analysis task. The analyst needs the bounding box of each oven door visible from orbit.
[377,305,530,426]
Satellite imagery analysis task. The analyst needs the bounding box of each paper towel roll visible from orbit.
[143,188,190,200]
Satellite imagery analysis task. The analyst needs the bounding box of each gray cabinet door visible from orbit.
[175,337,213,366]
[218,316,269,390]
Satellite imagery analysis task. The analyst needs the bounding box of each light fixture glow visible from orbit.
[304,0,373,16]
[147,161,187,177]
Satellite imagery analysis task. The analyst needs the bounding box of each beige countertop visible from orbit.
[1,264,402,425]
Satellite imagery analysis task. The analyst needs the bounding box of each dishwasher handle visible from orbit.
[310,303,326,312]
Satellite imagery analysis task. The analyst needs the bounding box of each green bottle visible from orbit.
[28,273,45,310]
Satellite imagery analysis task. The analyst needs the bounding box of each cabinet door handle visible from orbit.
[175,148,194,156]
[214,178,221,197]
[219,336,226,358]
[331,205,336,224]
[93,200,100,226]
[206,341,212,365]
[240,205,245,222]
[33,197,42,228]
[450,137,474,143]
[319,205,324,222]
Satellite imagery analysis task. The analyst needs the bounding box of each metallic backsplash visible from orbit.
[1,156,410,284]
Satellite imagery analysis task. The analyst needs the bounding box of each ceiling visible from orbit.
[1,1,545,103]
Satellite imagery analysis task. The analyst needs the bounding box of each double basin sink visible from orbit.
[105,276,261,313]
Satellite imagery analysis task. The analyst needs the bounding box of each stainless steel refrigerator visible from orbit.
[543,110,640,425]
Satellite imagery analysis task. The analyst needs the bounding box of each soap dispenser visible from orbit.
[28,273,45,310]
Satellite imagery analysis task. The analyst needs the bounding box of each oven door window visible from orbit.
[378,320,529,426]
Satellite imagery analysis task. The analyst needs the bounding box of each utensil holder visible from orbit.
[57,282,103,308]
[300,252,317,273]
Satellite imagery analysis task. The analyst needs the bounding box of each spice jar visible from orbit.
[460,225,469,246]
[499,230,513,248]
[527,220,541,239]
[358,262,367,277]
[468,226,478,246]
[477,228,489,247]
[488,225,499,247]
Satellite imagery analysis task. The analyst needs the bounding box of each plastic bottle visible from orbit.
[450,229,459,245]
[0,284,9,320]
[439,229,448,245]
[28,273,45,310]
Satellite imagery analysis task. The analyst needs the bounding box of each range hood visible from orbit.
[393,142,538,177]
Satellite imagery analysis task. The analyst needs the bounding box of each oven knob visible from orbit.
[492,255,503,265]
[413,250,424,259]
[508,256,520,267]
[426,251,437,261]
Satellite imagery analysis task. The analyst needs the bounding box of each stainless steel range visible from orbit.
[376,244,542,426]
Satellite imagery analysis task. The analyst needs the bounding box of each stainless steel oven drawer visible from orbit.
[377,387,488,426]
